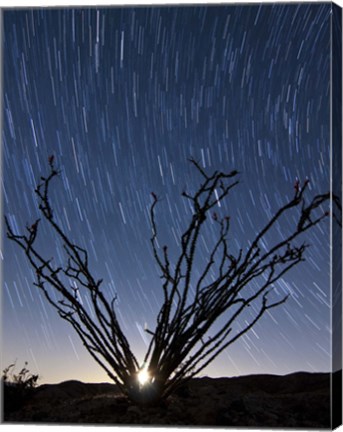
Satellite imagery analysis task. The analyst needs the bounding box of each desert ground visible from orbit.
[2,371,335,428]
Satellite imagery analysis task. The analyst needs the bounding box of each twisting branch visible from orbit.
[141,158,332,400]
[6,157,139,394]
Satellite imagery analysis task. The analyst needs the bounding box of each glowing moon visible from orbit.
[137,366,150,386]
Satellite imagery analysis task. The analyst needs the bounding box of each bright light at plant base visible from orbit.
[137,366,150,386]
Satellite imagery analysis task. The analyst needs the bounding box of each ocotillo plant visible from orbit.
[5,157,335,405]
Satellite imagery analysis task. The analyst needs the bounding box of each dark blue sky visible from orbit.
[2,3,332,384]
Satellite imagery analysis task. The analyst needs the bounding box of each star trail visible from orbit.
[2,4,332,384]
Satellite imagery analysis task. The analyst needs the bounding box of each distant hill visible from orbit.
[3,371,339,428]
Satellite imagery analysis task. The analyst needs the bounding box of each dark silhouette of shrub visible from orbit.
[5,157,339,406]
[2,361,39,415]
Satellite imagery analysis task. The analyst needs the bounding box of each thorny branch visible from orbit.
[143,158,334,398]
[5,157,139,394]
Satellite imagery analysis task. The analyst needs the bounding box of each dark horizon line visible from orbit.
[35,369,340,387]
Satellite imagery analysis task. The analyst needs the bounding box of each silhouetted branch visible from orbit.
[142,163,331,399]
[6,159,139,393]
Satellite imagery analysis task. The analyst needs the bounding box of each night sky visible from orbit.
[2,3,332,385]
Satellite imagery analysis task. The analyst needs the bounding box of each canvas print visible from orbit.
[1,2,342,428]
